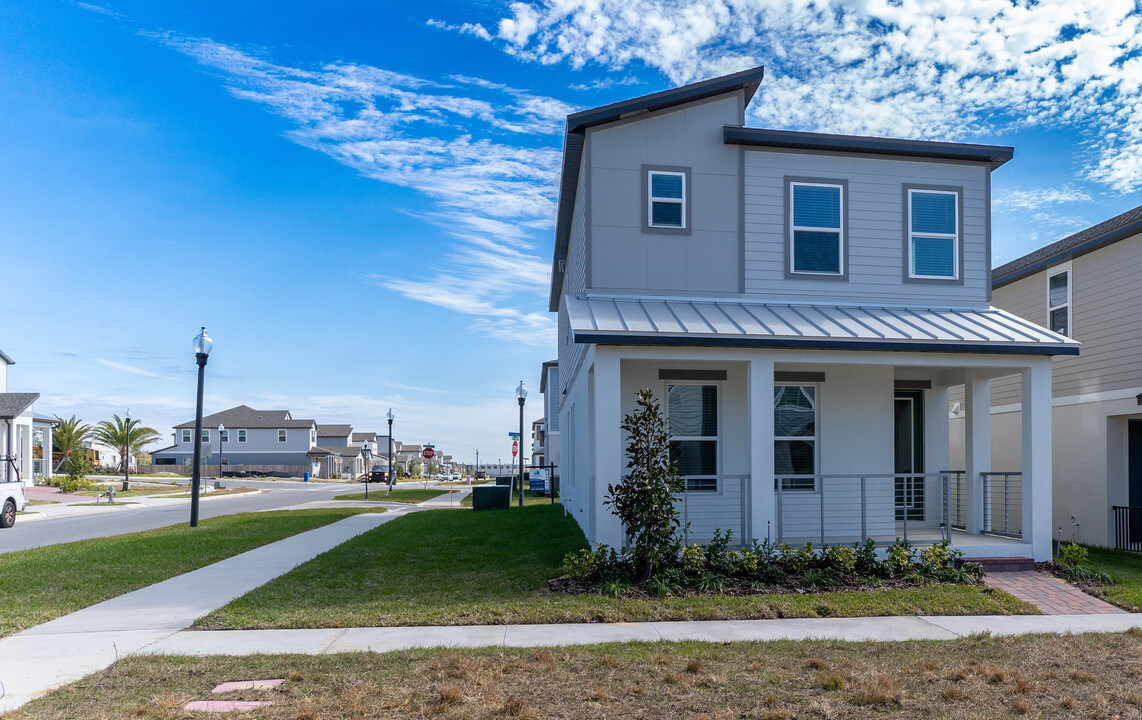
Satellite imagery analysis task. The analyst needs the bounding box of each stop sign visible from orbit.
[511,441,518,457]
[422,447,435,460]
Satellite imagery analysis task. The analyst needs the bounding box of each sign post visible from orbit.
[421,445,435,490]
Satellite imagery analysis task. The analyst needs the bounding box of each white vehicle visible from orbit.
[0,480,26,528]
[450,473,461,481]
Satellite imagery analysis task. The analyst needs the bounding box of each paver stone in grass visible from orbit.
[185,700,273,712]
[211,679,286,693]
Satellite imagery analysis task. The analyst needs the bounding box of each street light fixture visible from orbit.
[386,408,394,494]
[362,439,372,499]
[516,380,527,508]
[218,423,225,481]
[123,409,132,492]
[190,327,212,527]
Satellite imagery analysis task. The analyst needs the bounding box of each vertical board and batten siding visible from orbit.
[743,150,990,308]
[559,167,590,401]
[545,366,560,433]
[992,232,1142,405]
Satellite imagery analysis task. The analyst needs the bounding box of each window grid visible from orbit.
[907,189,959,279]
[666,383,718,493]
[774,384,817,492]
[1048,266,1070,336]
[278,429,287,443]
[790,181,843,275]
[219,429,229,443]
[181,430,191,443]
[648,171,686,229]
[237,429,247,443]
[200,429,210,443]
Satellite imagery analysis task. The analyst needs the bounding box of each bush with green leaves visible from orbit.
[1058,542,1089,568]
[821,545,858,573]
[680,544,705,575]
[886,538,915,576]
[703,529,735,576]
[918,539,963,578]
[731,548,759,575]
[604,389,687,580]
[780,542,815,574]
[562,548,598,578]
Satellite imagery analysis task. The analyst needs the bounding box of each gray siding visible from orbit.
[993,231,1142,405]
[560,165,589,400]
[743,150,990,307]
[587,94,742,295]
[545,366,560,433]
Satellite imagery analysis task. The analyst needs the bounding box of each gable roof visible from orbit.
[351,431,378,443]
[0,393,38,419]
[993,203,1142,289]
[174,405,315,429]
[317,424,353,437]
[549,66,766,312]
[539,359,557,393]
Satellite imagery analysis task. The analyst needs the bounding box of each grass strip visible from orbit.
[196,504,1033,630]
[0,507,383,638]
[17,629,1142,719]
[1080,544,1142,610]
[333,489,446,503]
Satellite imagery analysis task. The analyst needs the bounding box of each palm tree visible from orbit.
[52,415,92,473]
[92,414,160,489]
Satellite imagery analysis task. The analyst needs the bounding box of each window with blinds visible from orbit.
[774,385,817,491]
[648,171,686,228]
[667,384,718,492]
[1048,267,1070,336]
[789,182,843,275]
[907,189,959,279]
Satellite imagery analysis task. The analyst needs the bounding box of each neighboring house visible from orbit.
[151,405,319,474]
[317,424,353,447]
[0,348,53,487]
[531,418,546,469]
[84,439,122,470]
[550,67,1077,561]
[539,359,560,482]
[962,205,1142,548]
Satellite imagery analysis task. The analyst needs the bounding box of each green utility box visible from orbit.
[472,485,511,511]
[495,476,513,487]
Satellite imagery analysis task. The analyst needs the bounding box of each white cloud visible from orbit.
[427,18,494,41]
[995,185,1093,211]
[94,358,172,380]
[492,0,1142,192]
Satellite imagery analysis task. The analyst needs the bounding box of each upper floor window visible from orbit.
[278,429,287,443]
[219,429,229,443]
[788,180,845,276]
[237,429,247,443]
[1048,265,1070,336]
[907,188,960,280]
[667,384,718,492]
[181,429,191,443]
[201,429,210,443]
[643,166,689,233]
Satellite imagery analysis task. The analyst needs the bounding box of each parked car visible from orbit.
[450,473,461,481]
[0,479,27,528]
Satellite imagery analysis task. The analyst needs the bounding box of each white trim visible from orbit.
[991,385,1142,414]
[789,181,844,276]
[1046,261,1072,338]
[907,188,959,280]
[181,429,191,443]
[237,429,247,443]
[278,429,287,443]
[647,170,686,229]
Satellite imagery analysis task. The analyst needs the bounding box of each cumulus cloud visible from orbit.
[492,0,1142,192]
[427,18,494,41]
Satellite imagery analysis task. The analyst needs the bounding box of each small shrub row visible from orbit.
[561,531,984,597]
[1052,542,1114,584]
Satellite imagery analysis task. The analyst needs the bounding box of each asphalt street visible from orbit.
[0,479,365,553]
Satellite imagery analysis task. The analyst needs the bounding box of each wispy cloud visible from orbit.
[94,358,172,380]
[142,29,567,343]
[995,185,1093,211]
[427,18,494,41]
[492,0,1142,193]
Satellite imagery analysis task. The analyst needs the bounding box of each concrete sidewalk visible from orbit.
[0,509,408,712]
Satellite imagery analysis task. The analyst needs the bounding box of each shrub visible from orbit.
[781,543,815,573]
[646,569,685,597]
[1058,542,1089,568]
[704,529,735,576]
[731,549,759,576]
[756,565,788,585]
[680,544,706,575]
[821,545,857,573]
[854,537,879,573]
[803,568,842,588]
[695,573,726,593]
[562,548,598,578]
[886,538,915,576]
[752,537,780,565]
[919,539,963,577]
[597,579,630,597]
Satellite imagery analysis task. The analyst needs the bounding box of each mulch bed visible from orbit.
[548,573,972,598]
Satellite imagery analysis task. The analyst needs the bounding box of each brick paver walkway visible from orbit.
[985,571,1126,615]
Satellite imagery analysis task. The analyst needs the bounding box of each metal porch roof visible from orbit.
[566,296,1079,356]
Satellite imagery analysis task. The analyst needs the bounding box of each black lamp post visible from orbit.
[217,423,225,480]
[362,439,372,499]
[122,410,131,492]
[190,327,212,527]
[516,381,527,507]
[386,408,394,493]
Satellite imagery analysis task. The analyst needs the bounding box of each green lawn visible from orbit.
[333,489,446,503]
[195,504,1034,630]
[0,507,383,637]
[1079,545,1142,610]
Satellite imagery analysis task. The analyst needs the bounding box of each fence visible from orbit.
[1113,506,1142,552]
[944,471,1023,538]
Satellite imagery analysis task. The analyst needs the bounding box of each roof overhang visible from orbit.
[566,296,1079,356]
[0,349,13,366]
[723,127,1014,170]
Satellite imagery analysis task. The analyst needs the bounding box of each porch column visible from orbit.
[748,357,774,544]
[592,348,624,548]
[1021,359,1052,561]
[21,422,33,485]
[964,371,991,534]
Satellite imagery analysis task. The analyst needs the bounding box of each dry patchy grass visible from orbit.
[15,631,1142,719]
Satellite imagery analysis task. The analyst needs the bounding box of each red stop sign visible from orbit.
[511,441,518,457]
[422,447,435,460]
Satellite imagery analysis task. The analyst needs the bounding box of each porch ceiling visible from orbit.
[567,296,1079,356]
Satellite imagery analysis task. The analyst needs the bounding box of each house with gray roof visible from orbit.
[151,404,320,475]
[0,349,54,486]
[551,67,1075,562]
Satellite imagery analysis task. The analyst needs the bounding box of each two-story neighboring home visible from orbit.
[151,405,318,475]
[539,359,560,485]
[976,205,1142,549]
[550,67,1078,562]
[0,348,54,487]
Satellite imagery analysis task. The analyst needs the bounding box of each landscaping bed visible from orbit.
[16,630,1142,719]
[333,489,446,503]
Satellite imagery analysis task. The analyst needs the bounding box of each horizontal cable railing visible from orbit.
[675,475,750,545]
[1113,506,1142,552]
[980,472,1022,538]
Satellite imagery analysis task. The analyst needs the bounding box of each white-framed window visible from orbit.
[219,429,229,443]
[181,429,191,443]
[789,181,844,275]
[278,429,287,443]
[201,429,210,443]
[774,385,817,491]
[237,429,247,443]
[648,170,686,229]
[311,429,316,443]
[1047,264,1071,337]
[907,189,959,279]
[667,384,718,492]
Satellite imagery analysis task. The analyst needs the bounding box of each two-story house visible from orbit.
[550,67,1078,562]
[151,405,319,475]
[539,359,560,485]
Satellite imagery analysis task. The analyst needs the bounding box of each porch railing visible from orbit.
[945,470,966,530]
[981,472,1022,538]
[675,475,750,544]
[774,473,951,546]
[1113,506,1142,552]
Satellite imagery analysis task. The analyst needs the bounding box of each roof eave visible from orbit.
[993,215,1142,289]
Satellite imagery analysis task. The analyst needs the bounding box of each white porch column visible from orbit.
[1022,359,1053,561]
[964,371,991,535]
[748,357,775,544]
[20,422,33,485]
[592,347,625,548]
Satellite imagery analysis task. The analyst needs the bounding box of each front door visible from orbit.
[1129,420,1142,508]
[895,390,924,521]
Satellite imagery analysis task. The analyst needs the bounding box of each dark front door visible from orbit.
[1129,420,1142,508]
[895,390,924,521]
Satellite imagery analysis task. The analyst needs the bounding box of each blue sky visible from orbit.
[2,0,1140,461]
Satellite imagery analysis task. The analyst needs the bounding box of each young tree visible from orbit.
[605,388,686,580]
[92,414,161,489]
[52,415,92,473]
